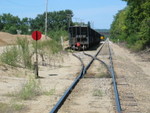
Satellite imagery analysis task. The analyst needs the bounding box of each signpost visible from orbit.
[32,31,42,78]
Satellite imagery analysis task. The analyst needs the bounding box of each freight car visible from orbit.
[69,25,102,50]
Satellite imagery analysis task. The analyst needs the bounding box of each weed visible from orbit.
[17,37,33,69]
[17,76,41,100]
[95,72,111,78]
[43,89,55,96]
[93,89,103,97]
[95,66,111,78]
[0,38,33,69]
[0,46,20,67]
[0,102,8,113]
[12,103,25,111]
[0,102,25,113]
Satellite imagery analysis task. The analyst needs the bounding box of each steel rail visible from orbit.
[49,54,84,113]
[108,39,122,113]
[82,42,106,77]
[83,52,110,74]
[84,39,122,113]
[50,42,106,113]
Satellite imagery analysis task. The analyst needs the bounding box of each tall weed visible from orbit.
[17,37,32,68]
[0,46,20,67]
[17,76,41,100]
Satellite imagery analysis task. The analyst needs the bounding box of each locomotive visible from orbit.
[69,25,102,50]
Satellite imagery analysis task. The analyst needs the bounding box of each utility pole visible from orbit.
[45,0,48,39]
[67,14,73,31]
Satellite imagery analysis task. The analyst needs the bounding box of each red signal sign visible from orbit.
[32,31,42,40]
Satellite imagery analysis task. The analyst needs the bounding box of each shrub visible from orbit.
[0,102,25,113]
[17,37,32,69]
[32,39,62,55]
[131,40,146,52]
[43,89,55,96]
[48,29,68,42]
[0,46,20,67]
[17,76,41,100]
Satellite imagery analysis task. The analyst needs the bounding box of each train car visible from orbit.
[69,25,101,50]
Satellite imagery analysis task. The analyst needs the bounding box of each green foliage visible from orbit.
[0,38,33,68]
[0,102,25,113]
[43,89,55,96]
[48,29,68,42]
[32,39,62,55]
[93,89,103,97]
[11,103,25,111]
[17,76,41,100]
[0,9,73,34]
[0,36,63,68]
[0,102,8,113]
[17,37,32,69]
[130,40,146,51]
[0,13,30,34]
[30,10,73,32]
[110,7,129,42]
[110,0,150,51]
[0,46,19,67]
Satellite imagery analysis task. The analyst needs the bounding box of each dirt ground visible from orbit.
[0,32,150,113]
[111,42,150,113]
[0,32,48,46]
[59,48,114,113]
[0,32,81,113]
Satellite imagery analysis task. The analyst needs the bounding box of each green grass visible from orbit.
[0,102,25,113]
[0,38,33,69]
[43,89,55,96]
[0,102,8,113]
[11,103,25,111]
[96,66,111,78]
[17,37,33,69]
[93,89,103,97]
[95,72,111,78]
[0,46,20,67]
[17,76,41,100]
[32,39,62,54]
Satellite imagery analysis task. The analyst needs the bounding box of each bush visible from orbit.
[32,39,62,55]
[48,29,68,42]
[17,76,41,100]
[0,102,25,113]
[17,37,32,69]
[131,40,146,52]
[0,38,33,68]
[0,46,20,67]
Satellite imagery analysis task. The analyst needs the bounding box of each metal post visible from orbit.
[35,31,39,78]
[67,14,73,31]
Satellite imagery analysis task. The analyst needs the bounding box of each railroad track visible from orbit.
[50,39,141,113]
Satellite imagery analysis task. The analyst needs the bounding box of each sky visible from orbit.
[0,0,127,29]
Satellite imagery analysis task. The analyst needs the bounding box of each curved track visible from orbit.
[50,39,123,113]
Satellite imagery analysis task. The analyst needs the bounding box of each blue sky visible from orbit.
[0,0,127,29]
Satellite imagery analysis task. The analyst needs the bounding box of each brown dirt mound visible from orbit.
[0,32,49,46]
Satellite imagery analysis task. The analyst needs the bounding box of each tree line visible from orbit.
[110,0,150,51]
[0,9,73,35]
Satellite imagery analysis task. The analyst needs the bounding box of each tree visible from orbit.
[30,9,73,32]
[110,0,150,51]
[0,13,21,34]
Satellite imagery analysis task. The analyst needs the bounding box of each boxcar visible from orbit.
[69,25,101,50]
